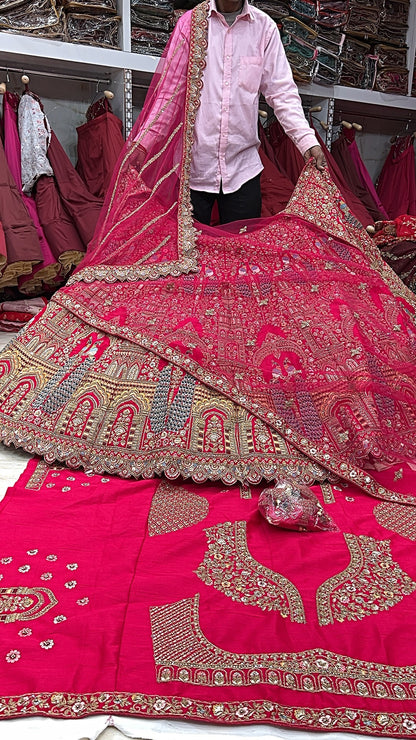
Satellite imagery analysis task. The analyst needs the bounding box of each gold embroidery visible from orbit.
[0,690,412,732]
[148,480,209,536]
[320,482,335,504]
[317,534,416,626]
[26,461,50,490]
[150,593,416,700]
[374,502,416,541]
[0,587,58,622]
[0,307,334,486]
[239,483,252,499]
[195,521,305,622]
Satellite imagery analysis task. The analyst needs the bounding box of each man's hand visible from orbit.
[304,145,326,171]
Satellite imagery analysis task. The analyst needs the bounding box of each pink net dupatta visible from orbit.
[69,4,208,284]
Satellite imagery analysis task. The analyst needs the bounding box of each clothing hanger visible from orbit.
[389,119,416,143]
[0,82,6,94]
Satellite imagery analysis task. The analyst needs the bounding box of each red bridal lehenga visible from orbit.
[0,3,416,734]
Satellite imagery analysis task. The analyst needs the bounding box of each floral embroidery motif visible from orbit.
[195,521,305,623]
[40,639,54,650]
[0,587,58,623]
[374,502,416,541]
[148,480,209,536]
[5,649,21,663]
[0,691,412,733]
[18,628,32,637]
[150,593,416,700]
[316,534,416,626]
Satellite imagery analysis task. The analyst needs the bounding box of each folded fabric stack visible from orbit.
[373,44,409,95]
[0,0,64,39]
[252,0,291,23]
[340,37,377,88]
[62,0,120,47]
[131,0,174,53]
[315,0,348,30]
[0,296,47,332]
[281,15,318,83]
[342,0,410,92]
[131,26,170,54]
[378,0,409,46]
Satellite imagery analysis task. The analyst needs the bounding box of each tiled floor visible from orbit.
[0,333,387,740]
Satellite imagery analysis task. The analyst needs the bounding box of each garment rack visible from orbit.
[0,65,110,86]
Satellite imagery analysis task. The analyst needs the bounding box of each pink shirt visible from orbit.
[190,0,319,194]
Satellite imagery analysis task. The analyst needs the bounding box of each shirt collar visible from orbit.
[209,0,254,21]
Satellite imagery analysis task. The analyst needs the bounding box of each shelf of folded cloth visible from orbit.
[281,16,318,84]
[130,0,174,47]
[0,0,64,39]
[0,0,121,45]
[0,28,159,74]
[62,0,120,48]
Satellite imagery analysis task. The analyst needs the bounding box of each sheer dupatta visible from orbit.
[69,3,209,284]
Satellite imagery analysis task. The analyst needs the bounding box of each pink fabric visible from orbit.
[2,92,59,288]
[188,0,318,193]
[377,136,416,219]
[0,457,416,736]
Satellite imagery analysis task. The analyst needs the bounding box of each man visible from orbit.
[189,0,325,224]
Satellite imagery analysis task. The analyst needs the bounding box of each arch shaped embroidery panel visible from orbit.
[195,521,305,623]
[316,533,416,626]
[0,587,58,623]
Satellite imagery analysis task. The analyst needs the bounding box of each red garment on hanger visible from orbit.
[259,146,294,217]
[268,118,305,185]
[313,128,374,227]
[377,136,416,219]
[331,130,387,222]
[47,132,103,248]
[2,90,61,294]
[76,102,125,199]
[0,136,41,282]
[34,174,85,273]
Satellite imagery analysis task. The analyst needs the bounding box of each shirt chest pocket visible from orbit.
[238,55,263,94]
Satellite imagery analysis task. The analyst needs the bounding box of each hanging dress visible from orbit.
[377,135,416,219]
[0,123,41,291]
[2,90,61,295]
[18,90,86,276]
[341,125,389,220]
[76,96,125,198]
[331,127,387,222]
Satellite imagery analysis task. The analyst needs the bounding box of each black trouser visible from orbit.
[190,174,262,225]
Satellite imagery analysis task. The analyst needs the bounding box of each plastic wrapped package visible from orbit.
[131,27,170,54]
[252,0,291,22]
[62,0,117,13]
[130,7,171,31]
[375,67,409,95]
[345,5,380,38]
[314,49,343,84]
[289,0,316,21]
[0,0,62,31]
[258,479,339,532]
[316,28,345,56]
[65,11,120,46]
